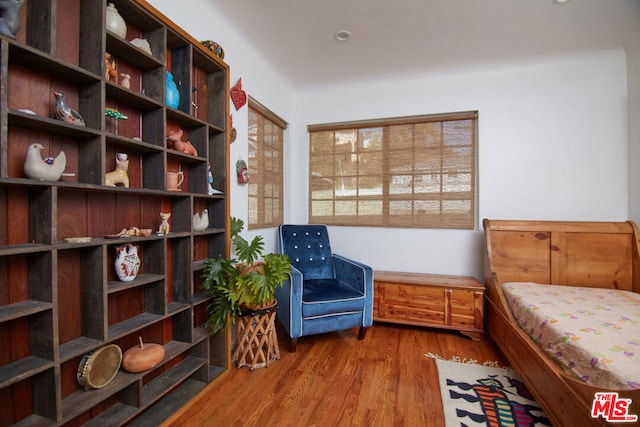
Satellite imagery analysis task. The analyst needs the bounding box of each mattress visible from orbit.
[502,282,640,390]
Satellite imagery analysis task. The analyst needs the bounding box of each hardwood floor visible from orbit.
[162,322,508,427]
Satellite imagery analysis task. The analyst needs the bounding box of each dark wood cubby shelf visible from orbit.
[0,1,231,425]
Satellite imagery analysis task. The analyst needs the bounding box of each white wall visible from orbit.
[149,1,629,280]
[293,50,629,278]
[148,0,295,250]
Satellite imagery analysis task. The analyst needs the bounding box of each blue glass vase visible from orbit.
[166,71,180,109]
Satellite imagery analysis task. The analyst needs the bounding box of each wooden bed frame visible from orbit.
[483,219,640,426]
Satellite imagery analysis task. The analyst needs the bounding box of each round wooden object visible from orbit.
[122,338,165,373]
[77,344,122,390]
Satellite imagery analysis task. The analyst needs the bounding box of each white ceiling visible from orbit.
[210,0,640,88]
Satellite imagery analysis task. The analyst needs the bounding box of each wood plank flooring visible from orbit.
[162,322,508,427]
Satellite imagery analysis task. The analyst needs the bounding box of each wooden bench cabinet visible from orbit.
[373,271,484,340]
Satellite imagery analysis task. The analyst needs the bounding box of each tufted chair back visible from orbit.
[279,224,335,280]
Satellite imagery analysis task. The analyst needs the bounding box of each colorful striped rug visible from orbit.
[433,357,552,426]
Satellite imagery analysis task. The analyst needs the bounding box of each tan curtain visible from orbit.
[308,111,477,229]
[248,97,287,229]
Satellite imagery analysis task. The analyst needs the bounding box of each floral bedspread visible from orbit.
[502,282,640,390]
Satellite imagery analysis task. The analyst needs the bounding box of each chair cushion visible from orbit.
[280,225,335,280]
[301,278,366,318]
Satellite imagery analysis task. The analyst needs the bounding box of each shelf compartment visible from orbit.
[103,145,165,190]
[0,252,54,375]
[0,356,54,390]
[6,413,53,427]
[0,300,53,323]
[60,366,138,423]
[58,336,104,363]
[208,129,227,192]
[191,290,210,307]
[0,367,58,426]
[57,246,107,348]
[108,312,164,341]
[106,32,164,72]
[7,109,101,139]
[192,296,209,330]
[106,81,163,111]
[168,236,192,304]
[206,326,229,374]
[80,402,139,427]
[108,273,165,294]
[128,378,206,426]
[7,64,102,131]
[6,113,102,185]
[192,49,227,129]
[167,301,189,316]
[141,355,206,407]
[0,186,53,245]
[166,107,209,129]
[192,229,226,262]
[56,189,163,242]
[170,307,194,343]
[105,42,164,107]
[7,41,99,85]
[109,0,167,60]
[106,133,165,153]
[108,238,165,282]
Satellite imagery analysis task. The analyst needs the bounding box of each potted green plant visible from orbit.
[201,217,291,335]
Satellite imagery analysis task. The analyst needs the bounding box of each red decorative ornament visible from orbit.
[230,78,247,110]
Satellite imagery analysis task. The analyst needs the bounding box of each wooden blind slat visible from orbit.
[308,111,478,133]
[248,100,285,229]
[308,111,477,229]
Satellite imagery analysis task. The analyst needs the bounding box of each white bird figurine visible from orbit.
[192,209,209,231]
[24,143,66,181]
[53,91,85,127]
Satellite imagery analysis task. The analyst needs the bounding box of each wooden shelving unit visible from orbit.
[0,1,230,425]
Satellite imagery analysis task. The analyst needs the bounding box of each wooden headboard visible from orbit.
[483,219,640,293]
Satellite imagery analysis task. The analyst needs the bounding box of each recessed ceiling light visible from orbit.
[553,0,570,3]
[335,30,351,42]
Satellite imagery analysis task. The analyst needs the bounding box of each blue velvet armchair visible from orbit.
[275,224,374,352]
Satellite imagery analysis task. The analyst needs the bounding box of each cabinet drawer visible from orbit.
[373,271,484,340]
[449,289,477,327]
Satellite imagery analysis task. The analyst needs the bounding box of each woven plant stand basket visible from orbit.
[232,303,280,370]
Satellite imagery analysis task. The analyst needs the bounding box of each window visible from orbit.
[308,111,477,229]
[248,98,287,229]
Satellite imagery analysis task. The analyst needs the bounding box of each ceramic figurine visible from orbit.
[165,71,180,109]
[120,73,131,89]
[114,243,140,282]
[105,153,129,187]
[192,209,209,232]
[207,163,216,195]
[106,3,127,38]
[167,129,198,156]
[105,52,118,83]
[130,38,152,55]
[158,212,171,234]
[24,143,66,181]
[201,40,224,59]
[0,0,24,39]
[54,92,85,127]
[105,108,128,120]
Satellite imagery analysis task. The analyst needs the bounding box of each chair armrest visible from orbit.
[333,254,372,292]
[333,254,374,326]
[275,264,304,338]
